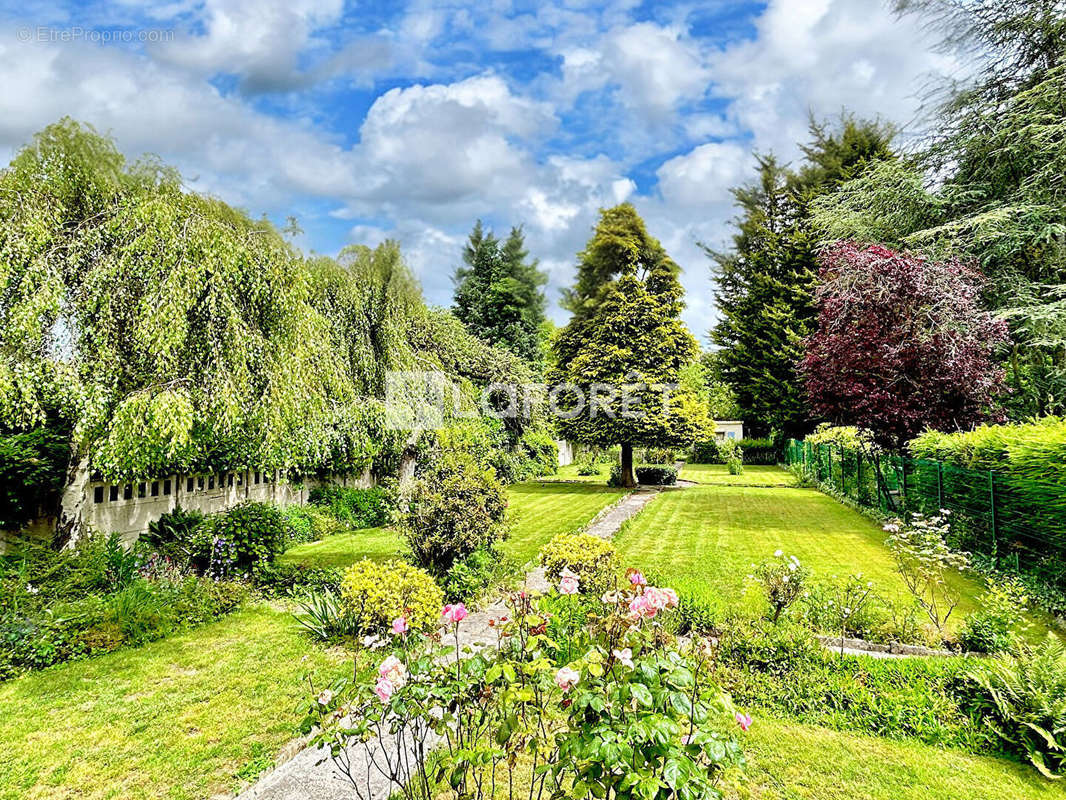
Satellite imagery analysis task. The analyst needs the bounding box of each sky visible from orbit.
[0,0,957,340]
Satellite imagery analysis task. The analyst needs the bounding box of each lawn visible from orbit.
[278,526,401,568]
[613,483,996,630]
[0,606,349,800]
[678,463,795,487]
[734,716,1060,800]
[538,463,614,483]
[501,481,627,566]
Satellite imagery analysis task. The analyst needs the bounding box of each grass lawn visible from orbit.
[278,526,401,568]
[734,716,1060,800]
[501,482,627,566]
[613,483,1002,631]
[0,606,349,800]
[679,463,795,487]
[538,463,614,483]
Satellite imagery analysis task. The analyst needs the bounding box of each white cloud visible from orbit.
[656,142,753,209]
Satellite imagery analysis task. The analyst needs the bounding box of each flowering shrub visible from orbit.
[337,559,443,635]
[304,572,746,800]
[884,511,969,637]
[538,532,617,595]
[716,439,743,475]
[752,551,809,623]
[191,502,288,578]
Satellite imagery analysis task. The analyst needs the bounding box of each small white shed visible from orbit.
[713,420,744,441]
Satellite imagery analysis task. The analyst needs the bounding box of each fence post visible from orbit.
[988,470,998,567]
[900,457,908,512]
[856,450,863,504]
[936,461,943,509]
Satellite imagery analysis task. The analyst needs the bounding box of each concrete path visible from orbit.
[236,488,660,800]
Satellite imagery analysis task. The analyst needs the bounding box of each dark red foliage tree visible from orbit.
[800,241,1008,449]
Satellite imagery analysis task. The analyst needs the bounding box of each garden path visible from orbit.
[235,486,663,800]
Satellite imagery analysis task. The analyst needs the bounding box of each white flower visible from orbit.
[26,584,38,595]
[773,550,783,558]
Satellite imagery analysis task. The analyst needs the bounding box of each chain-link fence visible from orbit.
[786,439,1066,594]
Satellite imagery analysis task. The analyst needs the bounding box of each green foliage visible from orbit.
[538,531,617,595]
[640,446,675,463]
[452,220,548,363]
[716,619,992,752]
[710,118,896,437]
[959,577,1030,654]
[279,504,344,547]
[143,505,204,564]
[634,464,677,485]
[965,637,1066,778]
[308,485,391,529]
[717,439,744,474]
[0,570,246,679]
[336,559,443,635]
[193,502,288,579]
[255,562,342,597]
[552,204,709,486]
[807,423,866,450]
[401,452,507,575]
[575,458,600,476]
[441,547,498,603]
[0,424,70,529]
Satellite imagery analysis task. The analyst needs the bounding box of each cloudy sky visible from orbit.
[0,0,956,339]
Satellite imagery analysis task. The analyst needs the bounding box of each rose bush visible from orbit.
[303,569,747,800]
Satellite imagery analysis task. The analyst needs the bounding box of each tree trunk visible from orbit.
[620,443,637,488]
[57,444,90,549]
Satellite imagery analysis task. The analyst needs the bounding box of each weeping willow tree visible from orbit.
[0,120,369,529]
[810,1,1066,416]
[0,119,555,539]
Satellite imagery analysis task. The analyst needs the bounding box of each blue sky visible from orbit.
[0,0,954,339]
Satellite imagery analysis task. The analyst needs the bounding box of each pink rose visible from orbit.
[391,616,409,635]
[316,689,334,706]
[374,677,395,703]
[442,603,468,624]
[555,666,580,692]
[628,570,647,587]
[612,647,634,669]
[663,588,679,609]
[643,586,671,613]
[735,712,752,732]
[629,593,656,619]
[378,655,408,687]
[558,568,580,596]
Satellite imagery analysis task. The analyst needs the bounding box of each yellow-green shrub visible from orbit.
[539,532,616,594]
[339,559,443,634]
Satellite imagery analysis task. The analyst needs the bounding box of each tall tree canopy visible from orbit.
[812,1,1066,416]
[800,242,1008,450]
[452,221,547,364]
[552,204,708,487]
[0,119,545,497]
[709,116,896,437]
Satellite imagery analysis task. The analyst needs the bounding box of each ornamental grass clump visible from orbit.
[303,565,747,800]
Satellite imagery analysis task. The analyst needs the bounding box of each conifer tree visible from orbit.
[452,221,547,364]
[552,204,708,487]
[709,117,895,437]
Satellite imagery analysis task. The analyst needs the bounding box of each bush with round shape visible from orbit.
[401,453,507,575]
[339,559,443,634]
[193,502,288,578]
[634,465,677,485]
[538,532,616,595]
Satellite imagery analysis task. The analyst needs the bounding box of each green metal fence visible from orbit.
[786,439,1066,594]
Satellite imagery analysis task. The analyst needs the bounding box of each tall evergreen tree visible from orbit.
[452,221,547,364]
[709,116,895,437]
[552,204,709,488]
